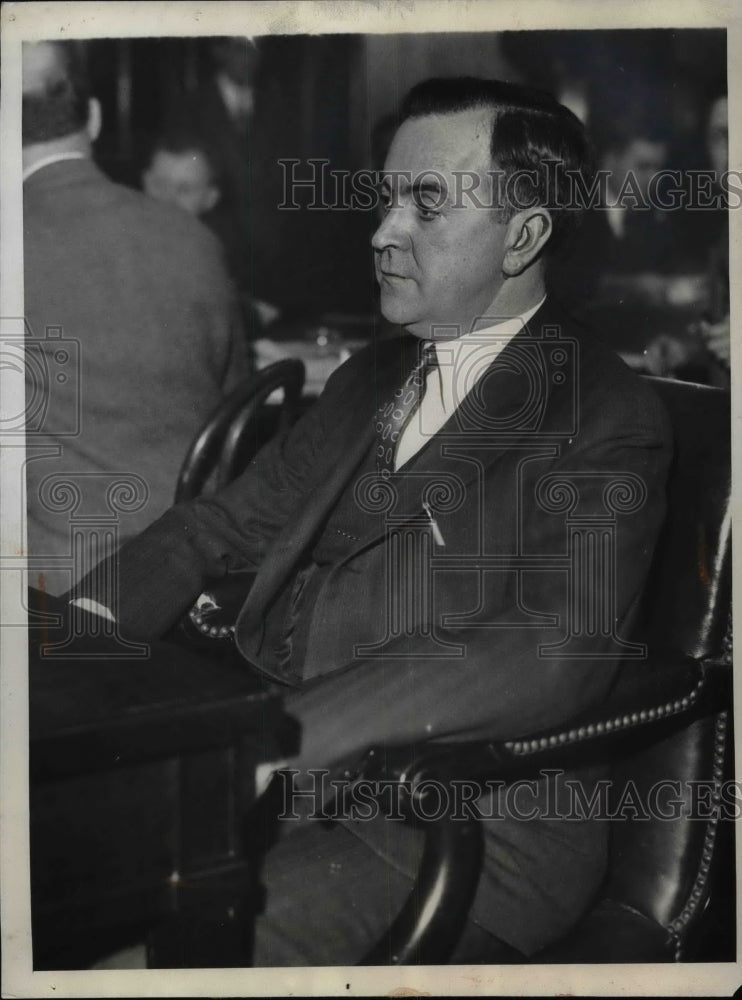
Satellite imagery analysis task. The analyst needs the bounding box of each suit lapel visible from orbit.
[347,299,570,549]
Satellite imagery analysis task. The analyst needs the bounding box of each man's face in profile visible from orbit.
[372,108,509,339]
[143,149,219,217]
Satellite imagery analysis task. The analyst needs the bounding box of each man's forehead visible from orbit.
[382,107,496,181]
[152,150,211,182]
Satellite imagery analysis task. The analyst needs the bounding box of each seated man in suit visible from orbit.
[74,77,672,965]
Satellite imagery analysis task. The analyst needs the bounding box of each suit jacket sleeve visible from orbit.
[71,361,341,632]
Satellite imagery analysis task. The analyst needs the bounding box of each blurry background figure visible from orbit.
[498,29,728,381]
[695,90,730,383]
[645,87,730,384]
[183,39,275,306]
[186,36,260,244]
[175,36,282,328]
[23,40,250,595]
[141,119,277,332]
[142,125,220,216]
[601,129,673,273]
[549,107,710,369]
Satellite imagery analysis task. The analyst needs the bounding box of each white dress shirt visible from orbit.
[394,297,546,470]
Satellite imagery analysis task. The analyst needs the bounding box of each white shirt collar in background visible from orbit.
[22,151,87,183]
[216,72,254,120]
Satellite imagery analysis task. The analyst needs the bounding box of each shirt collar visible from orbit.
[430,294,546,362]
[427,295,547,416]
[22,151,87,183]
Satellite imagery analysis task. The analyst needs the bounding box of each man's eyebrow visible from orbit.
[378,176,445,195]
[412,179,443,195]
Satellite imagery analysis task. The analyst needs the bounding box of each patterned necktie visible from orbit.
[375,342,438,476]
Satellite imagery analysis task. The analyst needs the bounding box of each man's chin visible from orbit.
[382,317,430,340]
[381,313,425,337]
[379,296,418,331]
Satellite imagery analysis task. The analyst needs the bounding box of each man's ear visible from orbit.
[86,98,102,143]
[502,209,553,276]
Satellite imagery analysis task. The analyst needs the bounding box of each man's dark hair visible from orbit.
[22,41,91,145]
[399,76,595,251]
[144,118,221,185]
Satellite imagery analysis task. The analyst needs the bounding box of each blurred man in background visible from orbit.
[184,37,281,308]
[549,115,709,368]
[695,90,730,382]
[141,119,277,331]
[142,124,221,217]
[22,39,250,595]
[646,87,730,384]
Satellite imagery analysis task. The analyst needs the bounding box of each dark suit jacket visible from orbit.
[24,158,249,594]
[77,299,672,951]
[82,298,672,766]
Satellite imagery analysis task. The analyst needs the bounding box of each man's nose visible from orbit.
[371,206,410,252]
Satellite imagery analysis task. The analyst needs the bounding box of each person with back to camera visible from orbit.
[22,40,250,595]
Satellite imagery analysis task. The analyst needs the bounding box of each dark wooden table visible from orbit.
[27,588,298,969]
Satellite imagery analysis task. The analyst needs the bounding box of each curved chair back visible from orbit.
[635,378,731,659]
[602,378,732,960]
[175,360,305,503]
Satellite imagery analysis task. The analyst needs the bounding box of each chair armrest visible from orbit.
[352,652,730,966]
[355,652,729,794]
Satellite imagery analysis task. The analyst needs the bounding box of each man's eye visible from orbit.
[378,189,394,213]
[417,205,440,220]
[414,194,442,219]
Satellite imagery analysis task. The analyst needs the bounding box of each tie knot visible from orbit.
[420,342,438,370]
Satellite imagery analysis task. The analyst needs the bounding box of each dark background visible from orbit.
[86,29,727,319]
